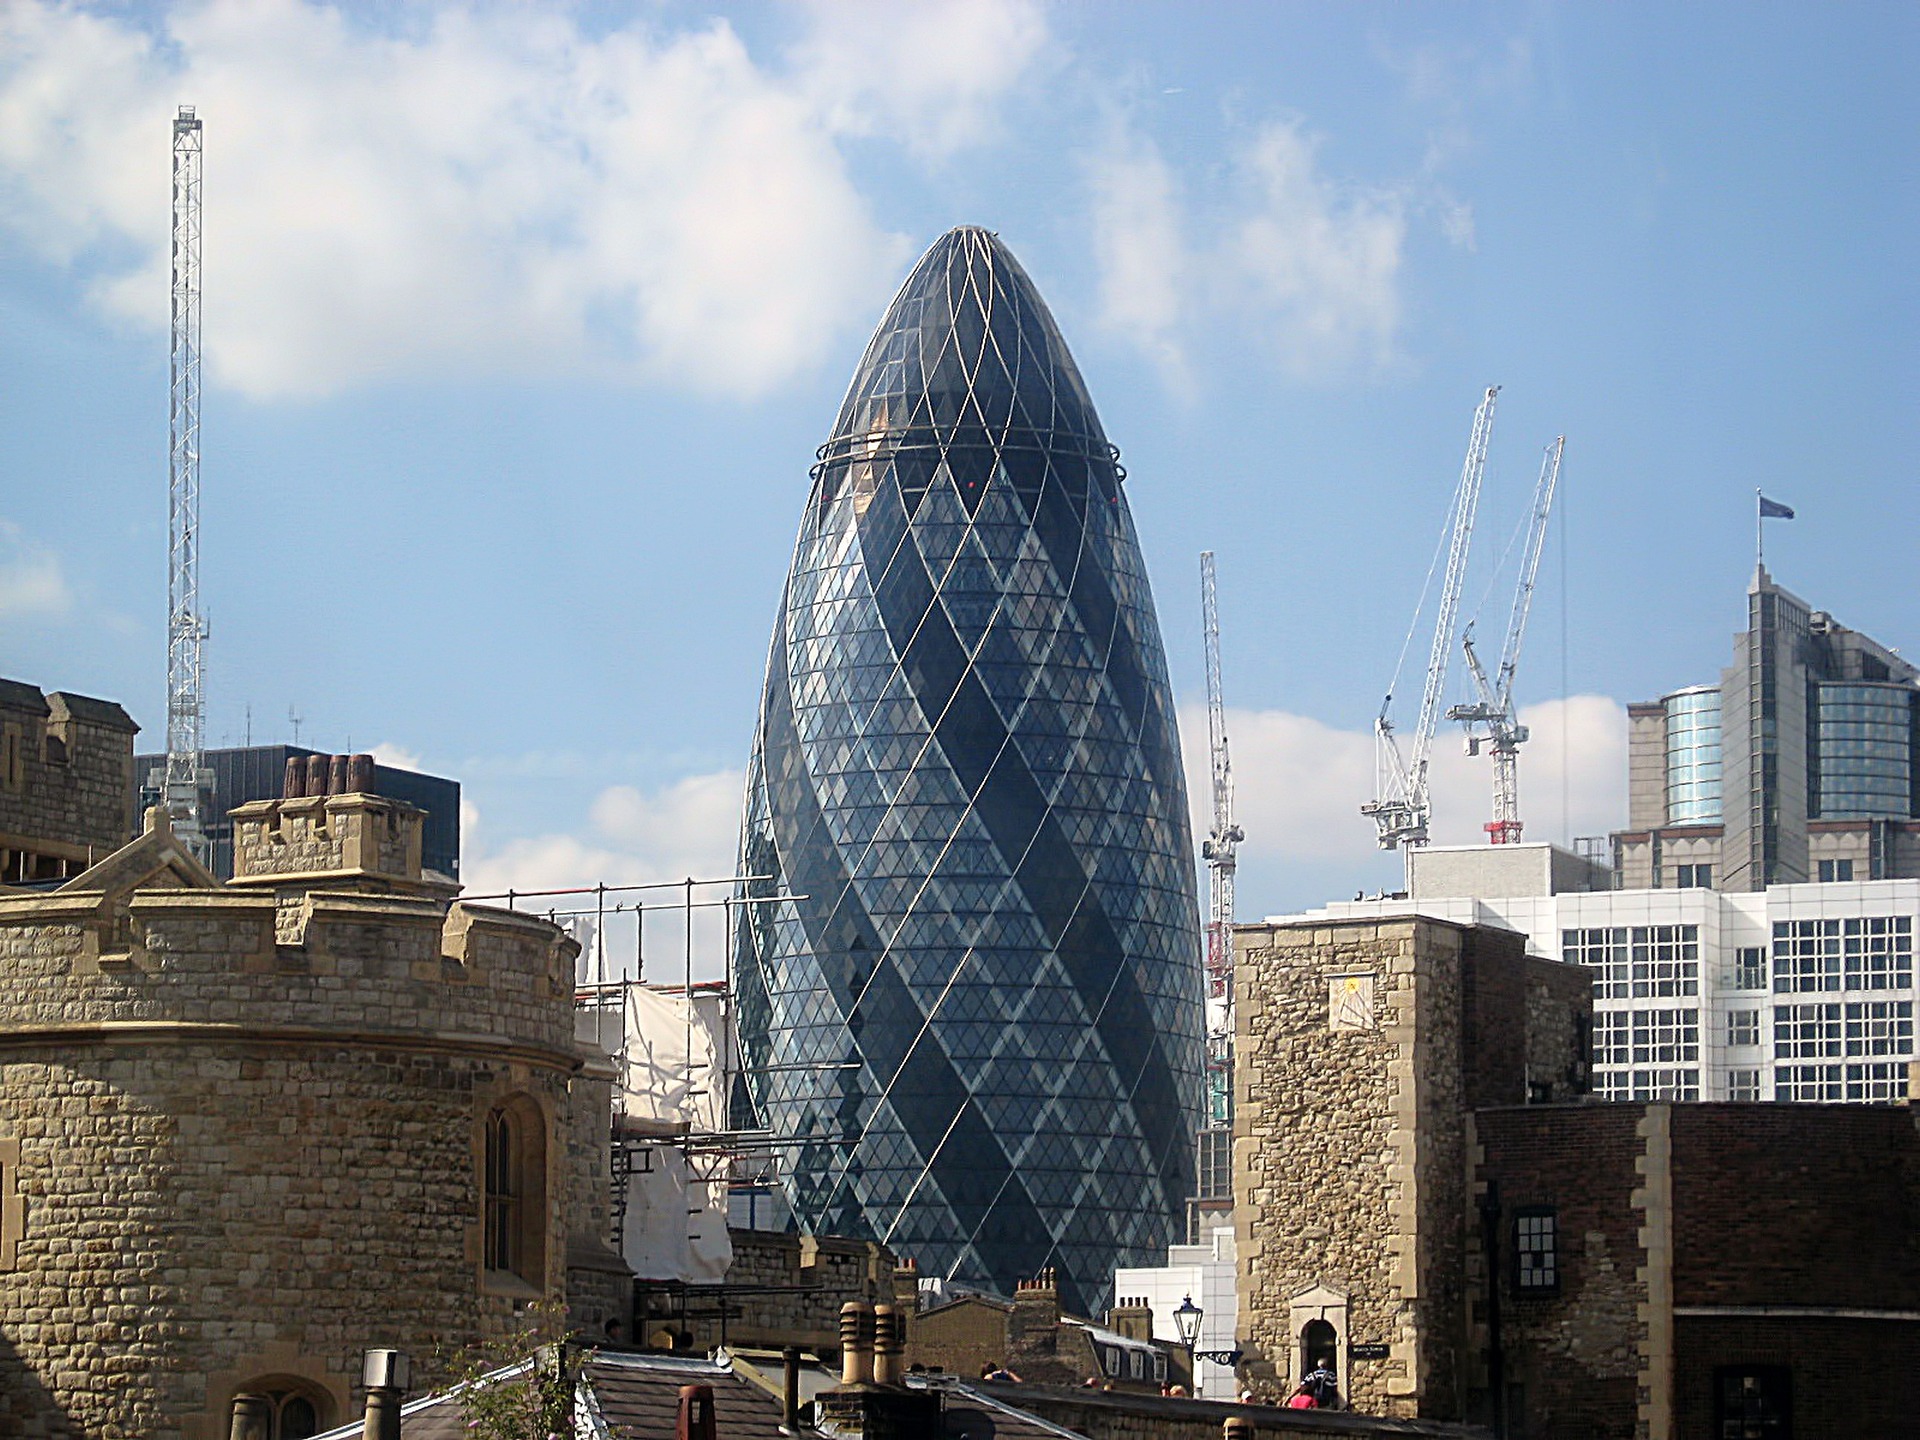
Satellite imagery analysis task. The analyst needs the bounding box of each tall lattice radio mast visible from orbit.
[161,105,211,856]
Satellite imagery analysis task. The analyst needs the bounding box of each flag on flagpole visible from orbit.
[1759,495,1795,520]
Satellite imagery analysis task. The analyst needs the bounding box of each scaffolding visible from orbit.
[462,876,802,1272]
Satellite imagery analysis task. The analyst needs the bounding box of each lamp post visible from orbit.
[1172,1294,1202,1392]
[1173,1294,1203,1351]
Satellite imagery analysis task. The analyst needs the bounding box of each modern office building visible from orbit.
[733,227,1205,1315]
[1360,846,1917,1102]
[133,744,460,881]
[1614,565,1920,891]
[1269,570,1918,1105]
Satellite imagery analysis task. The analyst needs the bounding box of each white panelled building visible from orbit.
[1277,568,1919,1105]
[1114,1224,1239,1400]
[1282,848,1915,1103]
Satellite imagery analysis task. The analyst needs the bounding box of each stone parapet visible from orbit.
[0,891,578,1061]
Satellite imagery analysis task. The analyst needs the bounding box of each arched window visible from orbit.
[237,1379,331,1439]
[482,1095,548,1290]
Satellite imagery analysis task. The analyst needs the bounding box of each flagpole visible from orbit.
[1755,488,1763,569]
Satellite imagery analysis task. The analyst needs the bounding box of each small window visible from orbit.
[1513,1208,1558,1294]
[1728,1068,1764,1101]
[1727,1010,1761,1048]
[1675,863,1712,889]
[1818,858,1854,883]
[1715,1365,1791,1438]
[1733,948,1768,991]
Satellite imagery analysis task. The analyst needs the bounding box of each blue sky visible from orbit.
[2,1,1915,941]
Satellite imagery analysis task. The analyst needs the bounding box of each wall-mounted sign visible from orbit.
[1348,1343,1391,1360]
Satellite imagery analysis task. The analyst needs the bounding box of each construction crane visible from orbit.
[1448,435,1565,844]
[1199,552,1242,1126]
[1362,386,1499,849]
[159,105,211,857]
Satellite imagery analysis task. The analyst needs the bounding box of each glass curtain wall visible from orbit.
[734,228,1204,1316]
[1665,686,1723,824]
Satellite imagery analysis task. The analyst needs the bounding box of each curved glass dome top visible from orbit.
[822,226,1109,468]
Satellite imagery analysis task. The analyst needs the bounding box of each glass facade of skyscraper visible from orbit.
[1815,682,1914,819]
[733,227,1204,1314]
[1664,686,1723,824]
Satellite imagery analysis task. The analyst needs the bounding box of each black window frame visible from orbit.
[1512,1205,1560,1297]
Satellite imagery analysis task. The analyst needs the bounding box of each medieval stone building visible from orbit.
[1232,912,1920,1439]
[0,677,626,1439]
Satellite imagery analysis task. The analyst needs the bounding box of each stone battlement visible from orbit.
[0,888,577,1062]
[228,791,443,896]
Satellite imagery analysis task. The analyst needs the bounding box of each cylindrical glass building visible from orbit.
[1664,685,1723,824]
[733,228,1204,1314]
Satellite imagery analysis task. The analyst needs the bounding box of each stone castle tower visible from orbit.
[0,680,625,1438]
[1229,915,1590,1419]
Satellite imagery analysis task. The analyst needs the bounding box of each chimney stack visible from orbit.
[839,1300,875,1385]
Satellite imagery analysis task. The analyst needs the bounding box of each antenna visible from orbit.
[159,105,211,856]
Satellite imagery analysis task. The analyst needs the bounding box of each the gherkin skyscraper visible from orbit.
[734,227,1203,1315]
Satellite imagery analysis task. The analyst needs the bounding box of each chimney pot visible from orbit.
[329,754,349,795]
[676,1384,716,1440]
[839,1300,875,1385]
[347,753,376,794]
[282,758,306,799]
[304,754,329,796]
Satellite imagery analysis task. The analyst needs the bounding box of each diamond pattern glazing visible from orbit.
[734,228,1204,1316]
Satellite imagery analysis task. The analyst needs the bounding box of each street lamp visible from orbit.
[1173,1295,1203,1351]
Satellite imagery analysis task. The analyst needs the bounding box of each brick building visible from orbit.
[0,678,628,1439]
[1232,911,1920,1438]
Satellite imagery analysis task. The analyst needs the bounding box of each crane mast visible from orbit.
[160,105,210,857]
[1449,435,1565,844]
[1199,552,1242,1128]
[1363,386,1499,849]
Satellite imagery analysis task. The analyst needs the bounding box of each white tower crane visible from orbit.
[1363,386,1499,849]
[160,105,211,857]
[1199,552,1242,1126]
[1448,436,1565,844]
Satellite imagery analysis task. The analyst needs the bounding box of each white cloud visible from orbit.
[368,742,423,772]
[1089,115,1452,382]
[0,520,73,621]
[793,0,1050,156]
[1087,127,1191,390]
[0,0,1047,400]
[1182,695,1627,911]
[463,768,744,900]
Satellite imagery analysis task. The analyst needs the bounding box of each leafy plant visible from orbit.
[446,1302,582,1440]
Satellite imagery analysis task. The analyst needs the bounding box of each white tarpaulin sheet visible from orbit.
[618,984,732,1283]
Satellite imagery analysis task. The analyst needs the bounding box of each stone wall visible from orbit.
[1231,918,1467,1417]
[641,1229,898,1354]
[1232,915,1593,1424]
[1470,1104,1645,1437]
[0,868,593,1439]
[0,681,138,881]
